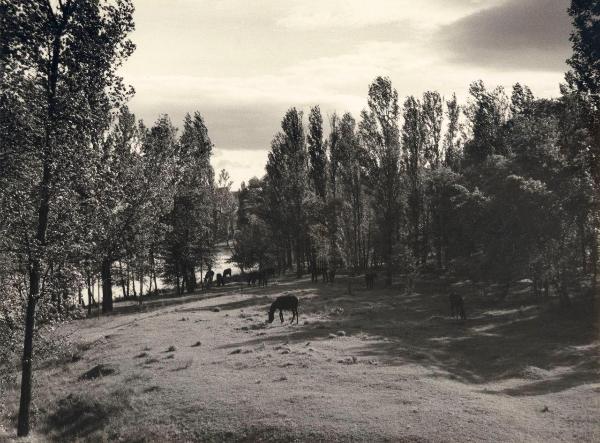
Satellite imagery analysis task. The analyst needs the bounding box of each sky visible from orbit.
[120,0,573,189]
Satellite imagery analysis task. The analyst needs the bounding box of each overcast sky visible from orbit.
[121,0,573,189]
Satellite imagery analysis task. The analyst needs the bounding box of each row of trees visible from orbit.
[0,1,236,435]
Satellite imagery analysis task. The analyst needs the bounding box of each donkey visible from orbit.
[204,269,214,288]
[267,295,299,324]
[449,292,466,320]
[223,268,232,280]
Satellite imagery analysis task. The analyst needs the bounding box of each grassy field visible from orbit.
[1,275,599,442]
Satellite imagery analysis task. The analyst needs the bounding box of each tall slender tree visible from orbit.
[360,77,403,285]
[0,0,135,435]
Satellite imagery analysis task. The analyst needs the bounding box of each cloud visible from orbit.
[123,0,570,188]
[437,0,572,71]
[276,0,501,30]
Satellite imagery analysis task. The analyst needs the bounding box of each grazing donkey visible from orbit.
[267,295,299,324]
[204,269,214,288]
[216,273,224,287]
[449,292,466,320]
[365,271,377,289]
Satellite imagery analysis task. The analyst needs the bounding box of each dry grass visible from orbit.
[1,275,598,442]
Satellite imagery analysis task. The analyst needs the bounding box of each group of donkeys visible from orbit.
[202,267,276,288]
[202,267,232,288]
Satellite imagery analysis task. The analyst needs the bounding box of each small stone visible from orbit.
[211,307,221,312]
[541,405,549,413]
[230,348,242,354]
[336,330,346,336]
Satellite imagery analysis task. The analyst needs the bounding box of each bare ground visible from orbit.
[1,276,599,442]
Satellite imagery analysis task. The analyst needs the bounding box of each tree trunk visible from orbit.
[119,260,127,299]
[152,253,159,294]
[17,291,37,437]
[187,265,196,293]
[87,275,93,316]
[139,271,144,300]
[593,225,599,295]
[101,258,113,313]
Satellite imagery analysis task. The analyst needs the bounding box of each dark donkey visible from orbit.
[449,292,466,320]
[267,295,299,324]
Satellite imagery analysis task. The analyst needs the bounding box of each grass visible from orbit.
[1,274,598,441]
[43,387,133,441]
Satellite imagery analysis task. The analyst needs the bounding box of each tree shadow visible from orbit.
[44,388,132,441]
[214,275,600,396]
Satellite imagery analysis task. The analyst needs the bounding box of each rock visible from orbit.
[328,333,337,339]
[166,345,176,352]
[305,342,311,346]
[229,348,242,354]
[191,341,202,347]
[338,356,358,365]
[412,408,418,413]
[80,364,118,380]
[211,307,221,312]
[336,330,346,336]
[541,406,549,413]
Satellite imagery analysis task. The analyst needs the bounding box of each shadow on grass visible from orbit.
[215,275,600,396]
[44,388,132,441]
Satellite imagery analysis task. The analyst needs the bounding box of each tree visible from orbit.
[360,77,403,285]
[565,0,600,292]
[401,95,424,261]
[443,93,462,170]
[163,112,215,293]
[463,81,510,164]
[265,108,308,277]
[214,169,237,245]
[0,0,135,435]
[307,105,327,200]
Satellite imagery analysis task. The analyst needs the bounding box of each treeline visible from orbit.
[234,78,597,302]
